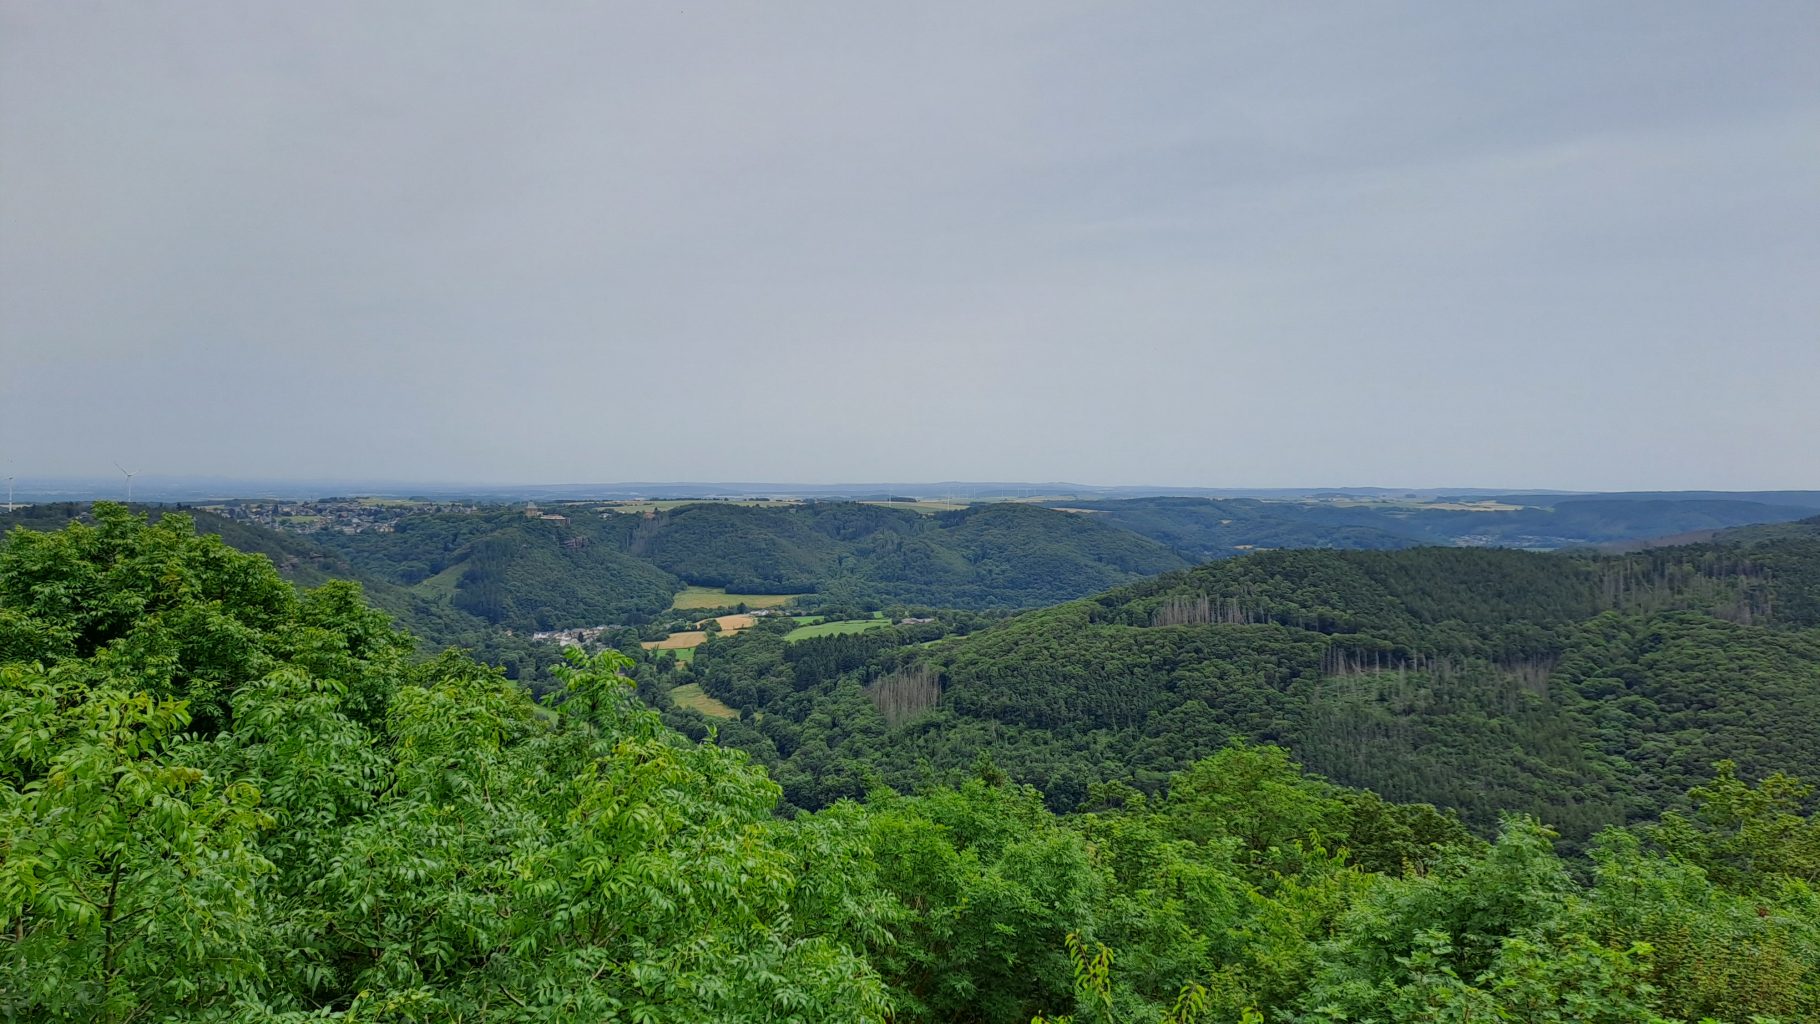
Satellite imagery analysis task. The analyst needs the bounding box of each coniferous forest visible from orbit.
[4,505,1818,1023]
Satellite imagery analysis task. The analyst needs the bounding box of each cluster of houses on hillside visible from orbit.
[206,499,482,534]
[529,624,621,647]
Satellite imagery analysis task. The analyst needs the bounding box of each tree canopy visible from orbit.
[4,507,1816,1023]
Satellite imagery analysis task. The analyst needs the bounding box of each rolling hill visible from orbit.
[1042,495,1820,561]
[683,521,1820,842]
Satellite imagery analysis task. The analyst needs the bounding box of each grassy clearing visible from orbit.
[783,619,892,643]
[605,499,801,515]
[860,500,970,514]
[701,613,758,631]
[643,646,696,664]
[670,682,734,718]
[1422,501,1526,512]
[413,562,466,600]
[669,586,798,611]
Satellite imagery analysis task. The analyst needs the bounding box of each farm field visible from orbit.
[641,613,761,655]
[783,618,892,642]
[642,646,696,664]
[643,630,708,650]
[605,499,801,515]
[669,682,737,719]
[669,586,798,610]
[859,500,970,514]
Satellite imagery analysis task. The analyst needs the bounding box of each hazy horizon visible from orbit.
[7,474,1820,508]
[4,3,1817,489]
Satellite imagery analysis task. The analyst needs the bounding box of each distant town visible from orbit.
[198,498,485,534]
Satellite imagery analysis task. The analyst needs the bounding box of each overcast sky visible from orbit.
[2,2,1816,490]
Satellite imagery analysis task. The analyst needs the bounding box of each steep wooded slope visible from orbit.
[685,532,1820,842]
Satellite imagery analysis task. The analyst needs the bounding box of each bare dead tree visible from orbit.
[868,664,941,727]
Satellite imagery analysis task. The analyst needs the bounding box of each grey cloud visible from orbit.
[2,1,1816,489]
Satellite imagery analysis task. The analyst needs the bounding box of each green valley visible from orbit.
[664,518,1820,846]
[5,505,1817,1023]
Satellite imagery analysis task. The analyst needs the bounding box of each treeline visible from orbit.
[4,507,1817,1022]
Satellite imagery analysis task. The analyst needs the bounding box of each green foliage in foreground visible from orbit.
[4,508,1818,1023]
[1,508,887,1022]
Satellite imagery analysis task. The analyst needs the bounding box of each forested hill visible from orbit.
[8,505,1818,1023]
[615,500,1188,606]
[8,497,1813,654]
[10,505,1818,1022]
[1045,495,1820,561]
[685,526,1820,844]
[4,500,1188,633]
[312,500,1188,627]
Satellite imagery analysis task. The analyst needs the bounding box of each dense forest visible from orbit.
[297,500,1191,625]
[666,521,1820,848]
[1047,496,1820,562]
[4,507,1816,1022]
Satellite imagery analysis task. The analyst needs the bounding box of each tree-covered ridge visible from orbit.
[14,499,1814,645]
[307,500,1188,627]
[1049,496,1820,561]
[672,536,1820,842]
[582,500,1186,612]
[3,507,1818,1022]
[1,500,1189,697]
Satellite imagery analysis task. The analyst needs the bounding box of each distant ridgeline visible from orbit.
[8,492,1817,639]
[0,499,1183,629]
[676,517,1820,844]
[1039,494,1820,561]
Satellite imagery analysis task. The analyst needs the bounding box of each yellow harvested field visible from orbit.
[860,500,969,514]
[669,586,797,610]
[605,499,801,515]
[641,614,759,652]
[643,630,708,650]
[1423,501,1526,512]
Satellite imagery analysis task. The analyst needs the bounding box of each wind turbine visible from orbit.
[114,461,138,503]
